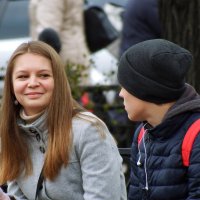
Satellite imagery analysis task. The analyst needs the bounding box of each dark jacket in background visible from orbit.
[128,84,200,200]
[120,0,161,56]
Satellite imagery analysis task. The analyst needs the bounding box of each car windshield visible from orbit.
[0,0,29,40]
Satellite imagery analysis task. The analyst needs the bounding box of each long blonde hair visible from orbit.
[0,41,82,183]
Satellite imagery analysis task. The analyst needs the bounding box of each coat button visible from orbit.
[29,128,37,134]
[36,134,41,142]
[39,146,45,153]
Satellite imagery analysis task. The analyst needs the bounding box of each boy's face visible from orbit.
[119,88,150,122]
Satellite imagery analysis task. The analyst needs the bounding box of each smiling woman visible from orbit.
[0,41,127,200]
[12,53,54,116]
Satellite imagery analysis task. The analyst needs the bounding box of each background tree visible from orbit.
[158,0,200,92]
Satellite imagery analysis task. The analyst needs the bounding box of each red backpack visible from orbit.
[137,119,200,167]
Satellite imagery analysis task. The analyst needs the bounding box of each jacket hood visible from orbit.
[164,84,200,120]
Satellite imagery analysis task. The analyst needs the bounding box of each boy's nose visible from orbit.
[119,89,123,98]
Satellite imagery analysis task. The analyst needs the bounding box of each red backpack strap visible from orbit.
[182,119,200,167]
[137,127,145,144]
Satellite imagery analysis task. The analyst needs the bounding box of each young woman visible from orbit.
[0,41,126,200]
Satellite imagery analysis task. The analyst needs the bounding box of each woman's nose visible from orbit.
[27,76,40,88]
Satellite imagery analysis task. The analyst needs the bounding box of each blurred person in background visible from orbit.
[29,0,90,67]
[119,0,161,56]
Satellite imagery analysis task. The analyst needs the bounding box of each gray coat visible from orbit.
[7,112,127,200]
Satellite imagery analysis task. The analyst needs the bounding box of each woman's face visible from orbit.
[12,53,54,116]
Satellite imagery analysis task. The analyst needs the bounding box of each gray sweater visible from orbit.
[7,112,127,200]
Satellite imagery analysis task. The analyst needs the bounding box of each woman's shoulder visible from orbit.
[72,111,110,140]
[71,112,119,159]
[72,111,106,127]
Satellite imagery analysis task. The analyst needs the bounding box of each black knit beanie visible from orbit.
[117,39,193,104]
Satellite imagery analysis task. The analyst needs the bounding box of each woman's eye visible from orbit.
[39,74,50,78]
[17,75,28,79]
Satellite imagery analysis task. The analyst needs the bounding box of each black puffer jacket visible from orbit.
[120,0,161,56]
[128,84,200,200]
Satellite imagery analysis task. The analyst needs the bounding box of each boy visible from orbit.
[117,39,200,199]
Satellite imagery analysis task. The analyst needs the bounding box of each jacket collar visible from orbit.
[17,111,48,137]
